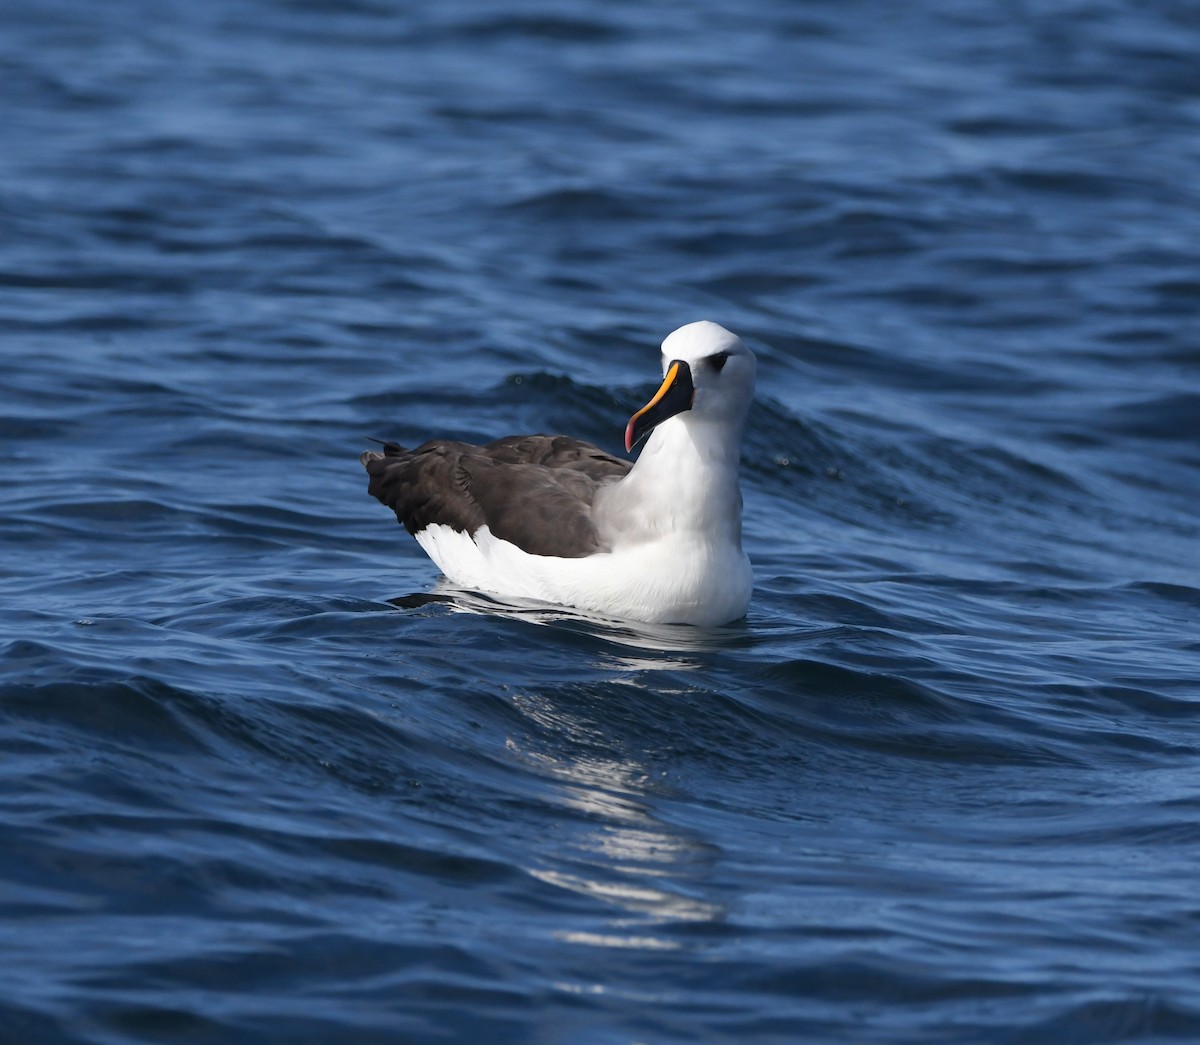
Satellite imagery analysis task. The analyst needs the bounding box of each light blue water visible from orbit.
[2,1,1199,1041]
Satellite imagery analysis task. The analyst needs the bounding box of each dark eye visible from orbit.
[708,351,731,372]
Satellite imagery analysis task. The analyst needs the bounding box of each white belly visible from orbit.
[414,524,752,626]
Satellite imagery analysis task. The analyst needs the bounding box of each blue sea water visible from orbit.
[2,0,1199,1041]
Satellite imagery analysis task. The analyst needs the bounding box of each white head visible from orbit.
[625,321,757,452]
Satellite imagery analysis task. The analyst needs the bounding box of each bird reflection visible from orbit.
[506,689,725,948]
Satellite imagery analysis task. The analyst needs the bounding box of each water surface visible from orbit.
[2,0,1199,1041]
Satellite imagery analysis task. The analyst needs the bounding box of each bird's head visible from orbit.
[625,321,757,453]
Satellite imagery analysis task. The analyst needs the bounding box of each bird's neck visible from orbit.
[606,415,744,545]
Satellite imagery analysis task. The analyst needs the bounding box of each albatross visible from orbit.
[360,320,755,626]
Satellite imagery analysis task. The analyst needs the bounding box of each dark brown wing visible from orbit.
[360,435,631,558]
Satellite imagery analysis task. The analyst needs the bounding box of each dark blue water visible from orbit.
[3,0,1199,1041]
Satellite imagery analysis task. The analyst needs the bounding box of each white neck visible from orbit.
[600,414,744,547]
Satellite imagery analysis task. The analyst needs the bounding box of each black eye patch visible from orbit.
[707,351,731,372]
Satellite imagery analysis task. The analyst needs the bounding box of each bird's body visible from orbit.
[361,321,756,626]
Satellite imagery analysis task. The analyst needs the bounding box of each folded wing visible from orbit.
[361,435,631,558]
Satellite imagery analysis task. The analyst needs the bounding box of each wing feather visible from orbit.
[361,435,630,558]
